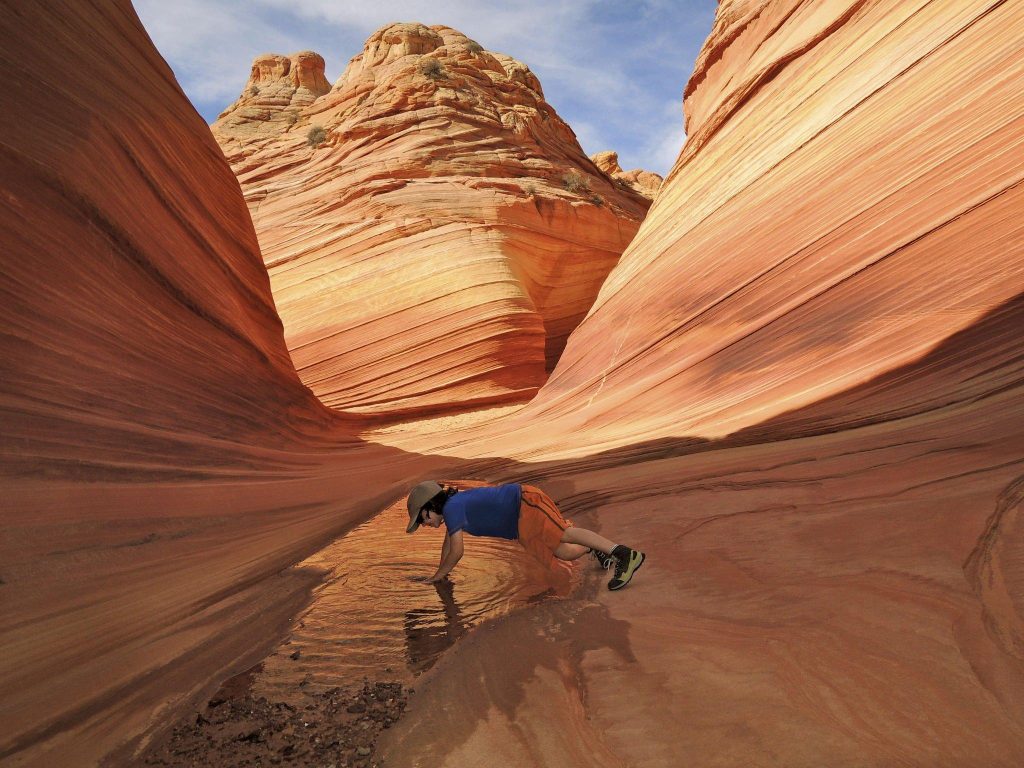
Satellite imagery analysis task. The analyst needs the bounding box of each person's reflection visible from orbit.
[403,579,467,673]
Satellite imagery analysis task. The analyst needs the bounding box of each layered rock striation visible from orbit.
[213,24,651,417]
[373,2,1024,765]
[7,1,1024,767]
[492,0,1024,455]
[0,4,435,766]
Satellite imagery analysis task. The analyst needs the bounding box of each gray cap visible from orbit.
[406,481,443,533]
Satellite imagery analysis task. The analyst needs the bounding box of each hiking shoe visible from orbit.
[591,548,614,570]
[608,545,645,591]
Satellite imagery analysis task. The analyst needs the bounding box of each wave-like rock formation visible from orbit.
[590,150,663,198]
[213,24,652,417]
[0,4,436,765]
[6,1,1024,766]
[442,0,1024,458]
[372,1,1024,765]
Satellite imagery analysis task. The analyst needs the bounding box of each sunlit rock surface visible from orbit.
[215,51,331,138]
[437,0,1024,458]
[213,23,651,417]
[373,0,1024,765]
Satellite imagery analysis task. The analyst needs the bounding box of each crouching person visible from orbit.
[405,481,644,590]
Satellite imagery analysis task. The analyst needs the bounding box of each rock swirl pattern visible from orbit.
[213,24,653,418]
[508,0,1024,453]
[373,3,1024,766]
[0,4,435,765]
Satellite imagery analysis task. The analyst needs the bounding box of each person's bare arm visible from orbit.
[438,534,451,569]
[429,530,464,582]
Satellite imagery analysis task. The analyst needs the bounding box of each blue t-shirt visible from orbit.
[442,484,522,540]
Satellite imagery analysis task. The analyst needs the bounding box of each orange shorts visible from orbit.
[518,485,573,570]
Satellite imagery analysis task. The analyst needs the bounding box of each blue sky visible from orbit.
[135,1,717,176]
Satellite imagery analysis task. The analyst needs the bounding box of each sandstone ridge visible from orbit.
[503,0,1024,455]
[6,2,1024,767]
[371,3,1024,763]
[0,4,436,765]
[213,22,652,418]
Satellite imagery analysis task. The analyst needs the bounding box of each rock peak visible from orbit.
[368,22,446,59]
[212,22,652,415]
[334,21,543,98]
[246,50,329,93]
[590,150,663,198]
[213,50,330,138]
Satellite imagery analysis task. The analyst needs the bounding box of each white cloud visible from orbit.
[136,0,319,103]
[638,99,688,174]
[568,118,609,159]
[648,127,687,176]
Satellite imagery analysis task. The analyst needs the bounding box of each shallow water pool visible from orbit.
[250,495,580,701]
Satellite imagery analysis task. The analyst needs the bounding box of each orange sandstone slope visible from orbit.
[376,2,1024,766]
[0,3,436,766]
[471,0,1024,457]
[212,24,651,418]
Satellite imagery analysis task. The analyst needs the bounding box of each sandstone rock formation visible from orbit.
[446,0,1024,459]
[213,24,652,417]
[590,150,663,198]
[371,1,1024,764]
[0,5,437,766]
[6,1,1024,767]
[215,51,331,138]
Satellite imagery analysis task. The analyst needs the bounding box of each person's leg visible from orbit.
[561,527,646,589]
[518,486,626,570]
[559,526,616,554]
[553,542,590,561]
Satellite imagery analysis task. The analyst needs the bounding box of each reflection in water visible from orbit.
[404,581,467,674]
[250,496,579,702]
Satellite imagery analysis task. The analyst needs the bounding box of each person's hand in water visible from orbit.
[408,574,449,584]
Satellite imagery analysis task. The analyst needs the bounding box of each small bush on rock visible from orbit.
[419,57,446,80]
[562,170,591,195]
[306,125,327,148]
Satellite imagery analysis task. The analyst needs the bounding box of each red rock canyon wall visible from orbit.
[5,1,1024,766]
[374,2,1024,765]
[0,4,435,765]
